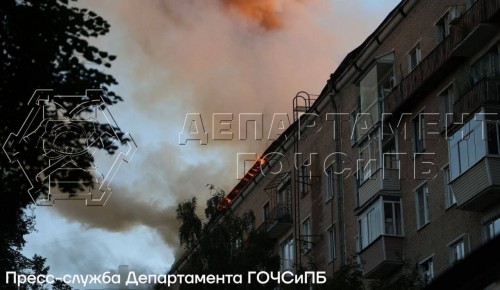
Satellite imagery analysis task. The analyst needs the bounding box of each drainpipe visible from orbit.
[328,78,346,267]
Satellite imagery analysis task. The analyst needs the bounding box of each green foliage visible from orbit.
[177,197,202,249]
[52,280,73,290]
[0,0,122,288]
[171,185,280,290]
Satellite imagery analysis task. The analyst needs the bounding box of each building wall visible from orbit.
[223,0,500,285]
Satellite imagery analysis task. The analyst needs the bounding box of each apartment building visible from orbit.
[171,0,500,287]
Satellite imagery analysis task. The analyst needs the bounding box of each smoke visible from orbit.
[53,143,233,258]
[221,0,291,30]
[45,0,399,268]
[88,0,339,124]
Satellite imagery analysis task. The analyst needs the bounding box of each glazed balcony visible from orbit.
[384,0,500,116]
[358,235,405,279]
[358,168,401,207]
[450,156,500,211]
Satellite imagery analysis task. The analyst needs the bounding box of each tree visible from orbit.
[0,0,124,288]
[52,280,73,290]
[165,185,280,290]
[18,255,50,290]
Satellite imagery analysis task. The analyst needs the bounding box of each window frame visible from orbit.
[486,217,500,241]
[299,163,309,197]
[443,165,456,209]
[435,11,451,44]
[301,217,312,253]
[281,235,295,272]
[326,166,334,202]
[358,196,404,250]
[419,255,435,284]
[358,129,381,183]
[449,236,466,265]
[470,42,500,85]
[327,226,336,263]
[413,112,426,154]
[448,112,492,181]
[357,53,395,130]
[438,82,456,131]
[408,42,422,73]
[415,183,430,229]
[263,201,270,223]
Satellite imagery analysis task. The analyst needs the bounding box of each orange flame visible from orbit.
[221,0,284,29]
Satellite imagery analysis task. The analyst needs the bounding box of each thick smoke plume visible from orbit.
[47,0,398,264]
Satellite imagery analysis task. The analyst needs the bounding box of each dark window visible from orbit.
[413,114,425,153]
[416,183,430,229]
[408,43,421,72]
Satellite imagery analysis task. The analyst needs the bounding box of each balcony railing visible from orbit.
[358,235,404,279]
[453,78,500,120]
[259,203,292,239]
[384,0,500,115]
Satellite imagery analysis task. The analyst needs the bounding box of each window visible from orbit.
[350,107,360,143]
[439,84,457,130]
[327,227,336,262]
[471,43,500,84]
[277,182,292,221]
[301,218,312,253]
[416,183,430,229]
[382,135,397,170]
[413,113,425,153]
[435,12,451,44]
[487,121,500,155]
[358,196,403,250]
[408,43,422,72]
[359,202,382,249]
[359,135,380,182]
[357,127,398,183]
[384,198,403,235]
[450,238,465,264]
[263,202,270,222]
[487,217,500,240]
[420,257,434,284]
[358,53,394,130]
[326,166,334,201]
[448,114,491,180]
[281,235,294,272]
[443,166,456,208]
[299,164,309,197]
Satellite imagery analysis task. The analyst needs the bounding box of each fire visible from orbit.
[227,155,268,203]
[221,0,284,29]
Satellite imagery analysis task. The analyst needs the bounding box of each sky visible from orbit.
[22,0,401,288]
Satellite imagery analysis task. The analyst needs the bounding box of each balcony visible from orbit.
[259,204,293,239]
[358,235,405,279]
[450,157,500,211]
[453,78,500,121]
[358,168,400,207]
[384,0,500,116]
